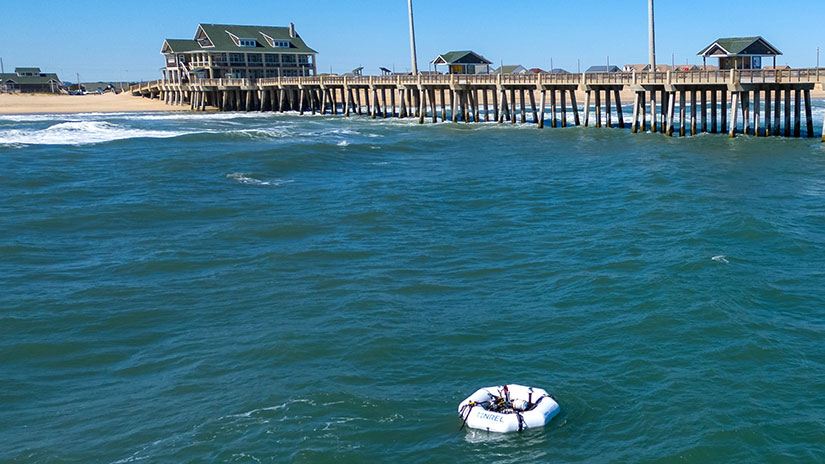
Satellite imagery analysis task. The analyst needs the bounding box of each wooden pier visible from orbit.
[131,69,825,140]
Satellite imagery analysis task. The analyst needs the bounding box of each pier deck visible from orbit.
[131,69,825,140]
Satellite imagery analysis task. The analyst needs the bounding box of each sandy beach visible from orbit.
[0,92,186,115]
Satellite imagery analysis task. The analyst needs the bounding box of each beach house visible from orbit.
[495,65,529,74]
[585,65,620,73]
[160,23,317,83]
[697,37,781,70]
[431,51,492,74]
[0,67,66,93]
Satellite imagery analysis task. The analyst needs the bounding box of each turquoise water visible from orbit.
[2,111,825,463]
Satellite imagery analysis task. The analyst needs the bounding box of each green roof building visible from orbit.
[161,23,317,82]
[0,67,66,93]
[697,37,782,70]
[431,51,492,75]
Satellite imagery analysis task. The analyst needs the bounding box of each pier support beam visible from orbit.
[804,89,814,137]
[679,91,686,137]
[690,91,697,136]
[753,90,761,136]
[666,92,675,136]
[764,89,771,136]
[649,90,656,133]
[701,91,707,133]
[583,91,591,127]
[774,89,781,136]
[595,90,602,128]
[729,92,739,137]
[794,89,801,138]
[561,90,568,128]
[711,90,718,134]
[570,90,580,126]
[550,90,557,128]
[631,92,640,133]
[538,91,546,128]
[784,89,791,137]
[605,89,612,128]
[614,90,624,128]
[721,91,727,132]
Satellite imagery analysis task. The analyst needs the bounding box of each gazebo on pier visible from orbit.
[697,37,782,70]
[431,51,492,75]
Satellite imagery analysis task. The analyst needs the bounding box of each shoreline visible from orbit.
[0,92,188,115]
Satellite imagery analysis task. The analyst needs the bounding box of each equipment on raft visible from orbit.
[458,384,559,433]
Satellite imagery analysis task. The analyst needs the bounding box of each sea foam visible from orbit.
[0,121,186,146]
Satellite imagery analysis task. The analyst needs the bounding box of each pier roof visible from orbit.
[698,37,781,57]
[431,51,492,65]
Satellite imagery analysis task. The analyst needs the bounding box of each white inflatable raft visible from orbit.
[458,384,559,433]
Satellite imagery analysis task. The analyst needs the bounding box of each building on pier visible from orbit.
[697,37,781,70]
[0,67,66,93]
[160,23,317,83]
[431,51,492,74]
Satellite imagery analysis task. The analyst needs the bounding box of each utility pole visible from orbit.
[648,0,657,70]
[0,58,4,73]
[407,0,418,75]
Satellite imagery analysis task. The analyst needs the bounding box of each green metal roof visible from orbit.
[198,23,317,53]
[1,72,62,84]
[698,37,781,56]
[162,23,318,55]
[14,67,42,74]
[162,39,201,53]
[432,51,492,65]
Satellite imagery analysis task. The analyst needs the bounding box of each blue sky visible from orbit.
[1,0,822,82]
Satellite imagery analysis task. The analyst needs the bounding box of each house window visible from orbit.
[265,54,279,64]
[272,40,290,48]
[298,55,309,64]
[248,54,263,66]
[265,70,278,77]
[239,38,257,48]
[229,53,245,65]
[282,54,296,64]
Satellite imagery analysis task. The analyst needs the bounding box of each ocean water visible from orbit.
[1,110,825,463]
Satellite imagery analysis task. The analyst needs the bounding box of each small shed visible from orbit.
[697,37,781,70]
[431,51,492,75]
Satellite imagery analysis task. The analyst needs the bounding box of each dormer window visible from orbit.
[272,40,290,48]
[239,38,257,48]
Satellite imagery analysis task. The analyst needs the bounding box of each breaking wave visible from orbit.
[0,121,187,146]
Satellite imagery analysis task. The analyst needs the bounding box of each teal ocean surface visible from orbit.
[2,110,825,463]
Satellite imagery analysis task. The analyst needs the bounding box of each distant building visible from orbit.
[697,36,781,70]
[495,65,528,74]
[586,65,620,73]
[160,23,318,82]
[548,68,570,74]
[762,65,791,71]
[0,67,66,93]
[623,64,649,73]
[431,51,492,74]
[529,68,545,74]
